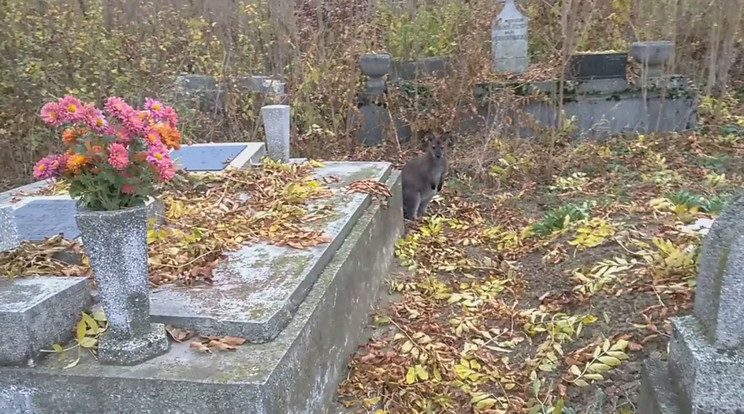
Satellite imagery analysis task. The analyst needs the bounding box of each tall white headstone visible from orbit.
[261,104,291,163]
[492,0,529,73]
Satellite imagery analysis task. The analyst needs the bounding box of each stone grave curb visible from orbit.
[0,277,92,366]
[0,170,405,414]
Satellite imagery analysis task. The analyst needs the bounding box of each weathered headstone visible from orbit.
[261,105,291,163]
[0,206,19,251]
[492,0,529,73]
[639,195,744,413]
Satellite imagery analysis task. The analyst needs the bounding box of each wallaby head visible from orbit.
[423,131,449,160]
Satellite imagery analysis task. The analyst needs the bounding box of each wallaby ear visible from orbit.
[440,131,453,144]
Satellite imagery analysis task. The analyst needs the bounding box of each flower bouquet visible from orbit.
[35,95,181,211]
[33,95,181,365]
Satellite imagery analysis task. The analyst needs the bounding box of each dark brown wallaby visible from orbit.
[401,131,450,220]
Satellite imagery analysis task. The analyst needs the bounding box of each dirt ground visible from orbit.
[334,116,744,413]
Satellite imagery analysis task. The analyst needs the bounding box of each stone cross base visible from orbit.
[639,316,744,413]
[98,323,169,366]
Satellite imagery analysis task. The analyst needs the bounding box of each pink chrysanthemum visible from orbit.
[146,141,172,169]
[107,143,130,171]
[144,128,162,146]
[33,154,64,180]
[160,106,178,127]
[58,96,84,123]
[114,127,132,145]
[40,102,63,126]
[158,163,175,181]
[105,96,135,120]
[122,111,146,136]
[81,104,112,134]
[144,98,167,120]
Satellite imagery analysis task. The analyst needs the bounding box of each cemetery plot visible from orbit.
[149,161,391,342]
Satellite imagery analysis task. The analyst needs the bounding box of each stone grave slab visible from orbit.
[0,277,91,366]
[10,197,80,241]
[149,161,392,343]
[169,142,266,172]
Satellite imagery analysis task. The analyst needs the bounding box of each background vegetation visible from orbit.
[1,0,742,190]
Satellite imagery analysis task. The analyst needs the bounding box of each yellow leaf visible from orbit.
[475,398,498,410]
[433,366,442,382]
[415,365,429,380]
[598,356,622,367]
[569,365,582,376]
[78,337,97,349]
[363,396,381,408]
[584,373,604,381]
[574,378,589,387]
[91,310,107,322]
[405,367,417,384]
[401,340,413,353]
[602,339,611,352]
[610,339,629,351]
[75,319,86,342]
[607,350,629,360]
[587,363,611,373]
[81,312,98,332]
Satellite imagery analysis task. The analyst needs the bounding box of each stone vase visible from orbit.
[359,53,391,94]
[75,202,169,365]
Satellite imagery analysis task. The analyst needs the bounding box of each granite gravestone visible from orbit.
[639,195,744,414]
[492,0,529,73]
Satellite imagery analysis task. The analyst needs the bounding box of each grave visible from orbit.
[0,160,405,413]
[173,74,287,114]
[638,195,744,413]
[169,142,266,172]
[492,0,529,73]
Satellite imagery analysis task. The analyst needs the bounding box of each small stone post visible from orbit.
[261,104,291,163]
[639,195,744,413]
[630,41,674,87]
[492,0,529,73]
[354,53,393,146]
[0,206,19,252]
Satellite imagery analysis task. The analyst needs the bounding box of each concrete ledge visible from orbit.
[0,171,404,414]
[638,359,682,414]
[0,277,91,366]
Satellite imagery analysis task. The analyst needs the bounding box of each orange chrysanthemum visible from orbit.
[65,153,89,174]
[152,123,181,150]
[62,127,88,145]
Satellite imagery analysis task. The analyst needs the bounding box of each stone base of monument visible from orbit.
[639,316,744,414]
[0,161,404,414]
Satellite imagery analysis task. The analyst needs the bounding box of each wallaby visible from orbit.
[401,131,449,221]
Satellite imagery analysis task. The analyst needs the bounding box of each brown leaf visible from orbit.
[189,340,212,353]
[165,325,193,342]
[208,340,236,351]
[220,336,246,346]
